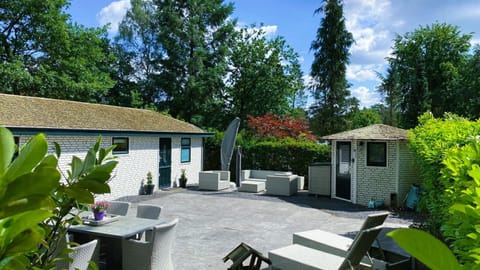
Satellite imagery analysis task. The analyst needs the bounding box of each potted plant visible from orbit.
[91,200,110,221]
[179,169,187,188]
[144,171,155,195]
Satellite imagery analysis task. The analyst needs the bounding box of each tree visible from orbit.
[109,0,160,108]
[226,26,305,128]
[458,45,480,118]
[376,66,402,126]
[0,0,115,101]
[382,23,472,128]
[154,0,236,127]
[247,113,316,142]
[309,0,355,136]
[345,107,382,130]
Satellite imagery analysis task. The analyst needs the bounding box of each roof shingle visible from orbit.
[321,124,408,141]
[0,94,206,134]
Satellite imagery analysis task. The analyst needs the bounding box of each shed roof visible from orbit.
[321,124,409,141]
[0,94,206,134]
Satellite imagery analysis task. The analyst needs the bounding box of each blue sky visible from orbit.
[67,0,480,108]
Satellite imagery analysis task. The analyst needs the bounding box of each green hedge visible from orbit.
[204,132,330,182]
[409,112,480,266]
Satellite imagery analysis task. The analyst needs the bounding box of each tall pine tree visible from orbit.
[154,0,236,127]
[309,0,355,136]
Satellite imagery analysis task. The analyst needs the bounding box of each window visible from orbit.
[367,142,386,167]
[112,137,129,154]
[181,138,191,163]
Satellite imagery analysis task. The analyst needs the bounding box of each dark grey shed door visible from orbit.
[335,141,351,200]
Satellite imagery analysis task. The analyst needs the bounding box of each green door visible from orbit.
[159,138,171,188]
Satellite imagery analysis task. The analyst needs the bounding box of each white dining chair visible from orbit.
[61,240,98,270]
[136,204,163,219]
[122,218,179,270]
[108,201,131,216]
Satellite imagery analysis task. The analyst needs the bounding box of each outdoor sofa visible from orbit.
[198,170,231,191]
[239,170,304,195]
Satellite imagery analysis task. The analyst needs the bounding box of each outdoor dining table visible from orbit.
[68,214,168,270]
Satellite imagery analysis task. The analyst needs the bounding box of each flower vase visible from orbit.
[94,211,106,221]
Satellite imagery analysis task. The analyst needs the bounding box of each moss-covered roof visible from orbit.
[0,94,206,134]
[321,124,409,141]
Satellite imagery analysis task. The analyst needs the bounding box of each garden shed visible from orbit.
[321,124,419,207]
[0,94,212,199]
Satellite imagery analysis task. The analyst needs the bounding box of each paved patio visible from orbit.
[120,188,418,270]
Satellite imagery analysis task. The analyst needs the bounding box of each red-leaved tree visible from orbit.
[247,113,316,142]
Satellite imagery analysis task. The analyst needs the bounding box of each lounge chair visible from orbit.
[292,212,388,263]
[198,170,231,191]
[268,226,382,270]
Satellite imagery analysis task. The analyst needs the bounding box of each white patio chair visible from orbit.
[55,239,98,270]
[137,204,163,220]
[198,171,231,191]
[108,201,131,216]
[122,218,179,270]
[135,204,163,240]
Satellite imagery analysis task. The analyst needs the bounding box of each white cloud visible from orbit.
[351,86,382,108]
[344,0,391,59]
[347,64,382,82]
[97,0,131,34]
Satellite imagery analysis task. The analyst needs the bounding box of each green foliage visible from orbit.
[440,143,480,266]
[409,113,480,235]
[204,130,330,180]
[309,0,356,136]
[0,127,60,269]
[345,108,382,130]
[387,229,462,270]
[153,0,236,127]
[0,127,117,269]
[381,23,472,128]
[110,0,161,108]
[0,0,115,101]
[409,112,480,266]
[226,26,305,128]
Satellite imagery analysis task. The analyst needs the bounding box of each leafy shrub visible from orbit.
[440,143,480,266]
[204,129,330,181]
[0,127,118,269]
[409,112,480,236]
[409,112,480,266]
[0,127,60,269]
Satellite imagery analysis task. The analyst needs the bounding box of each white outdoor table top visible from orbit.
[69,215,168,239]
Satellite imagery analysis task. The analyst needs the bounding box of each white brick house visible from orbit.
[0,94,211,200]
[321,124,420,207]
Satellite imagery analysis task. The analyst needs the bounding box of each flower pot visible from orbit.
[144,184,155,195]
[94,211,106,221]
[179,178,187,188]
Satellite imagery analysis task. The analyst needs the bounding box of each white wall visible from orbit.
[170,137,203,186]
[17,134,204,200]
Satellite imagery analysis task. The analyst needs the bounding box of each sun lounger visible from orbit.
[293,212,388,256]
[292,212,389,265]
[269,226,382,270]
